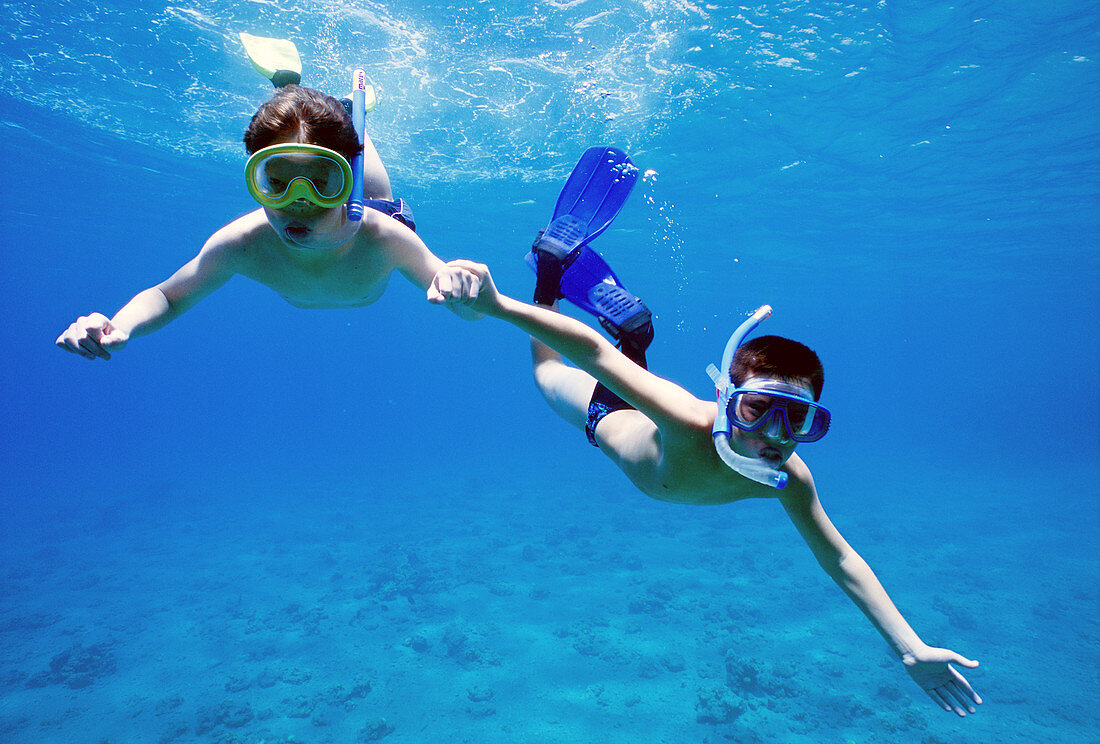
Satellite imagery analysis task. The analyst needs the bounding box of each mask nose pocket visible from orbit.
[761,408,791,444]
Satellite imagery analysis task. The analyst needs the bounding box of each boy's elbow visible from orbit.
[143,286,175,312]
[831,549,872,585]
[590,334,619,361]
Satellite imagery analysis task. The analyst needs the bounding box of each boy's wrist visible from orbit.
[482,293,517,319]
[895,639,928,664]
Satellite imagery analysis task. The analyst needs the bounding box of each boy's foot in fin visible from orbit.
[527,146,639,305]
[560,247,653,352]
[530,230,572,305]
[239,33,302,87]
[340,87,379,117]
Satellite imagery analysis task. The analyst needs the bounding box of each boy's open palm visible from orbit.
[904,645,982,716]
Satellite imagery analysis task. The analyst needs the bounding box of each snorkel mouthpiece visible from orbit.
[705,305,789,489]
[346,68,368,222]
[712,432,789,489]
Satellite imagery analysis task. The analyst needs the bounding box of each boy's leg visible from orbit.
[530,305,597,432]
[360,132,394,200]
[530,249,654,444]
[584,315,652,444]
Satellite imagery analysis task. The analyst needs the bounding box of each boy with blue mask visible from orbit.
[56,84,479,360]
[430,257,981,717]
[426,149,982,717]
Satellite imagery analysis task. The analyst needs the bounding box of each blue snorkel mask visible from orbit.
[705,305,831,489]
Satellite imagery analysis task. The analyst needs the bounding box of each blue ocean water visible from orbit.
[1,1,1098,742]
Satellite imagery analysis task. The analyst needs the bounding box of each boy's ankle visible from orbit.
[599,312,654,365]
[532,248,566,305]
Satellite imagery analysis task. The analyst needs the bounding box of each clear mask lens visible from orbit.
[728,390,829,442]
[256,154,347,200]
[245,144,354,209]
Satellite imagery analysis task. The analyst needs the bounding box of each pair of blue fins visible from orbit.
[527,147,650,340]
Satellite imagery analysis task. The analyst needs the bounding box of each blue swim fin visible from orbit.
[527,146,639,260]
[559,247,651,339]
[525,147,649,339]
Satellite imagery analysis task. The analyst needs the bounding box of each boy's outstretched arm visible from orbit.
[778,480,982,716]
[428,260,707,432]
[56,229,240,360]
[387,223,481,321]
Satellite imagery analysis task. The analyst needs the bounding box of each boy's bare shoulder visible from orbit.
[198,210,277,269]
[775,455,817,506]
[641,377,718,441]
[360,209,422,252]
[206,210,272,251]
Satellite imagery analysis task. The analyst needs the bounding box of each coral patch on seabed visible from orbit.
[358,717,394,741]
[25,642,117,689]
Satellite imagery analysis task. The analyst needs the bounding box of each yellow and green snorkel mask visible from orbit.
[244,143,355,210]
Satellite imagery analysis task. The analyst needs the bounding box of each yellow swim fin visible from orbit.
[239,32,302,88]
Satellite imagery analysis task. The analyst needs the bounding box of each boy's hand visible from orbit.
[56,313,130,360]
[903,645,981,716]
[427,260,500,314]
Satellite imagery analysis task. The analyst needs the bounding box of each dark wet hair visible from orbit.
[730,335,824,400]
[243,85,361,162]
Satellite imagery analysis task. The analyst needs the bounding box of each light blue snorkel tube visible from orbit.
[705,305,789,489]
[345,68,368,221]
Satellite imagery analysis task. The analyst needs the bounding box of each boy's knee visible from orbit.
[531,357,562,391]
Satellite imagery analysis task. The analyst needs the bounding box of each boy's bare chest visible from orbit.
[247,246,394,308]
[648,443,765,505]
